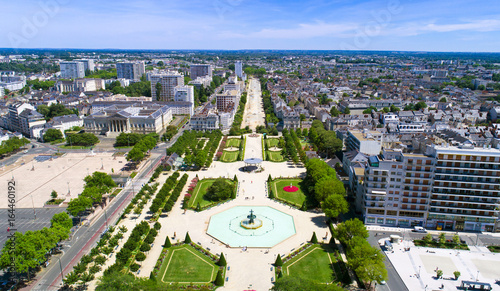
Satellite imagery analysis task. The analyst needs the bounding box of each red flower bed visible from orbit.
[283,185,299,192]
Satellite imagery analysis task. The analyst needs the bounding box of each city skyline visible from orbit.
[2,0,500,52]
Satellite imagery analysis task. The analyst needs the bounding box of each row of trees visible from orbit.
[281,129,299,163]
[167,130,222,168]
[308,120,343,158]
[115,132,146,147]
[149,172,180,214]
[333,219,388,286]
[261,78,280,125]
[27,79,55,90]
[106,78,151,97]
[304,159,349,217]
[0,212,73,281]
[162,174,188,213]
[123,183,159,217]
[85,68,117,79]
[229,92,251,136]
[126,134,158,162]
[0,137,30,156]
[66,132,99,146]
[67,172,116,217]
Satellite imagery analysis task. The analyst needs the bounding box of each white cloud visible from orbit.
[389,19,500,36]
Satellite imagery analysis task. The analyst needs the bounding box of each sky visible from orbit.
[2,0,500,52]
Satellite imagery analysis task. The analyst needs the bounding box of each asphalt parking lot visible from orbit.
[0,208,67,249]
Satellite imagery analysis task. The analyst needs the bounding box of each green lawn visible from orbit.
[221,150,239,162]
[266,138,280,148]
[59,145,93,150]
[267,151,284,162]
[284,245,336,283]
[272,179,306,206]
[188,179,235,208]
[159,245,217,284]
[226,138,241,148]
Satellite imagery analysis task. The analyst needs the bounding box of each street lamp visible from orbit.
[67,182,70,195]
[31,195,36,220]
[418,266,421,278]
[101,158,104,170]
[476,270,480,281]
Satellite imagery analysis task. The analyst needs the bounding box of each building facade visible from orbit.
[116,61,146,81]
[150,72,184,102]
[190,64,212,80]
[60,62,85,79]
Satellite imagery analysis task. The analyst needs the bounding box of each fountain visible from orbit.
[240,209,263,229]
[207,206,296,248]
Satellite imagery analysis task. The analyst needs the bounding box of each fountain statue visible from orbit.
[240,209,263,229]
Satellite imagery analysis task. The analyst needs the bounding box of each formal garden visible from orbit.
[219,136,246,163]
[153,234,227,288]
[268,177,308,208]
[187,177,238,211]
[273,233,351,288]
[264,137,284,162]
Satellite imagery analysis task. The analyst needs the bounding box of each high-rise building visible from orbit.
[235,61,243,79]
[190,64,213,80]
[74,59,95,72]
[174,86,194,103]
[150,72,184,101]
[360,146,500,232]
[60,62,85,79]
[116,61,145,81]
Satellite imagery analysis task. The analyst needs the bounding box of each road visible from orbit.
[28,123,190,290]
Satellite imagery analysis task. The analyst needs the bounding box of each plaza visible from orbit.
[0,152,128,208]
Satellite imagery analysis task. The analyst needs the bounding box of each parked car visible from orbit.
[413,226,427,233]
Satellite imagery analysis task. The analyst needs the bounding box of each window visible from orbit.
[366,217,375,223]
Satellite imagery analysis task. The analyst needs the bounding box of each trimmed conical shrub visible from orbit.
[196,202,201,212]
[233,174,238,182]
[300,201,307,211]
[278,270,283,279]
[268,174,272,182]
[311,232,318,244]
[274,254,283,267]
[184,232,192,244]
[149,272,156,282]
[214,269,224,286]
[218,253,227,266]
[164,236,172,248]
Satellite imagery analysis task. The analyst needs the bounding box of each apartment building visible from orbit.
[360,145,500,232]
[116,61,145,81]
[344,129,382,156]
[74,59,95,72]
[60,62,85,79]
[190,64,212,80]
[150,72,184,102]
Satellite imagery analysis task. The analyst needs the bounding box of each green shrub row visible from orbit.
[162,174,188,212]
[149,172,180,214]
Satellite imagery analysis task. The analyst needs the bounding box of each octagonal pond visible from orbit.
[207,206,296,248]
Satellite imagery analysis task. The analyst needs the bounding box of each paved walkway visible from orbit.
[242,78,266,132]
[137,134,327,290]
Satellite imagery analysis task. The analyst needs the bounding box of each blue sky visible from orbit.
[2,0,500,51]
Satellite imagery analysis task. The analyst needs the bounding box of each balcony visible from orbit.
[432,190,500,198]
[430,203,496,211]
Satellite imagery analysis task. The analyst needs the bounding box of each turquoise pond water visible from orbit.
[207,206,296,248]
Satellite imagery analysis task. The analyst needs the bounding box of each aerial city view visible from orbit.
[1,1,500,291]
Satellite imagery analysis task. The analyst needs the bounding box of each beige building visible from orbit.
[150,72,184,101]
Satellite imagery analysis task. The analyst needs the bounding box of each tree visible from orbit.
[314,178,345,202]
[67,196,93,217]
[274,254,283,266]
[184,232,192,244]
[135,252,146,262]
[333,218,368,245]
[436,269,443,278]
[51,212,73,230]
[330,106,340,117]
[347,238,387,284]
[127,147,144,162]
[344,107,350,114]
[155,82,162,101]
[415,101,427,110]
[452,234,460,245]
[51,190,58,199]
[453,271,461,280]
[218,253,227,266]
[214,269,224,286]
[205,179,234,202]
[43,128,63,142]
[439,97,447,103]
[423,233,432,243]
[438,233,446,244]
[390,104,400,112]
[164,236,172,248]
[322,194,349,218]
[84,172,116,193]
[311,232,318,243]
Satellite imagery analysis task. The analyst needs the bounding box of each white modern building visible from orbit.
[57,78,105,92]
[344,129,382,156]
[74,59,95,72]
[60,62,85,79]
[0,72,27,91]
[235,61,243,79]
